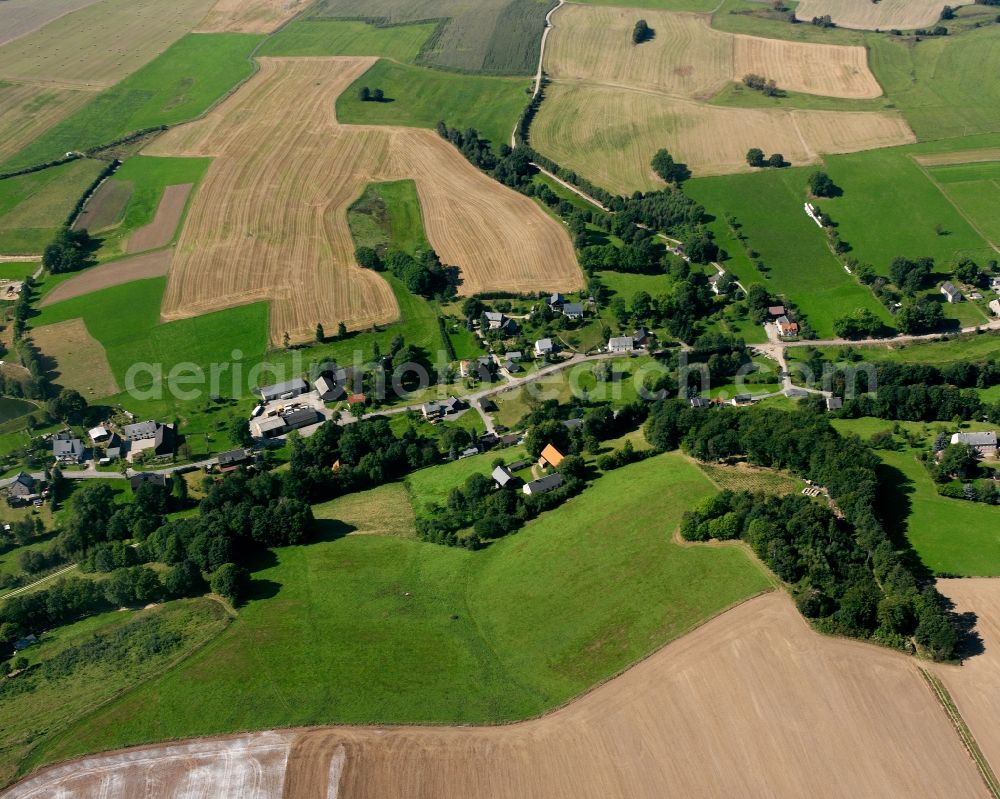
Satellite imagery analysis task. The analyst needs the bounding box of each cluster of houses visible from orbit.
[489,443,567,497]
[990,276,1000,317]
[767,304,799,337]
[608,327,653,354]
[250,378,323,439]
[48,419,176,467]
[943,276,1000,316]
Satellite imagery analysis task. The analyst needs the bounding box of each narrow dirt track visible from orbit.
[5,592,988,798]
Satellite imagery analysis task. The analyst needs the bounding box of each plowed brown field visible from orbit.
[125,183,192,253]
[145,57,581,344]
[545,6,883,100]
[39,249,172,307]
[195,0,305,33]
[6,592,987,798]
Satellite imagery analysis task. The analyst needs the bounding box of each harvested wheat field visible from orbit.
[6,592,988,798]
[0,0,216,89]
[30,318,120,396]
[933,579,1000,776]
[532,82,914,192]
[40,250,172,307]
[145,57,581,344]
[125,184,193,253]
[0,82,93,164]
[71,179,133,233]
[794,0,971,30]
[545,5,882,100]
[0,0,102,47]
[195,0,305,33]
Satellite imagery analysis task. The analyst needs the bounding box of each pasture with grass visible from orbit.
[0,159,104,253]
[685,166,893,338]
[337,60,532,149]
[259,19,435,62]
[31,453,769,764]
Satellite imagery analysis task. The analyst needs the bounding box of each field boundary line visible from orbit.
[920,667,1000,798]
[911,155,1000,255]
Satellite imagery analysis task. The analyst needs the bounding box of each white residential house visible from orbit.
[608,336,634,354]
[708,272,724,295]
[940,281,962,303]
[534,338,554,357]
[989,299,1000,317]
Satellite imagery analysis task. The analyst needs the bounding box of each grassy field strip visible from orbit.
[921,668,1000,799]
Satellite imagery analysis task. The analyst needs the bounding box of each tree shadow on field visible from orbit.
[938,594,985,659]
[313,518,356,543]
[245,578,281,603]
[875,462,934,580]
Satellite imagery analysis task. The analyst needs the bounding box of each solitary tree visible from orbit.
[337,321,347,338]
[282,331,291,349]
[211,563,248,605]
[315,322,325,343]
[767,152,786,168]
[651,148,690,184]
[808,170,838,197]
[746,148,765,168]
[632,19,653,43]
[372,88,384,102]
[358,86,371,102]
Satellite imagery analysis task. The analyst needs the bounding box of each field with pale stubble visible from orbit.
[146,56,581,344]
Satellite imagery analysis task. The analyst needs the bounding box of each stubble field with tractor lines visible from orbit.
[146,56,581,344]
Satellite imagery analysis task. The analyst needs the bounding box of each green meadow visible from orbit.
[833,418,1000,577]
[685,166,893,338]
[337,59,532,147]
[926,160,1000,249]
[97,156,211,260]
[3,34,261,170]
[31,452,769,767]
[0,159,104,253]
[258,19,435,62]
[819,147,995,274]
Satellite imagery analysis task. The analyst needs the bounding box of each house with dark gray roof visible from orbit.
[826,397,843,411]
[522,472,564,496]
[283,408,320,431]
[52,434,85,464]
[218,449,251,472]
[129,472,167,491]
[608,336,634,354]
[122,421,158,441]
[940,281,962,303]
[7,472,36,499]
[562,302,584,319]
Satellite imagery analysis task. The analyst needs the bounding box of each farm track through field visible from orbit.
[145,57,581,345]
[5,591,989,797]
